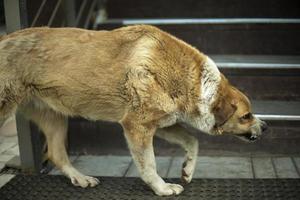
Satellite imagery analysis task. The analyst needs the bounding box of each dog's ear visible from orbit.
[213,97,237,126]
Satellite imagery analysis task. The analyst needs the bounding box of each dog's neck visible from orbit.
[200,56,221,104]
[200,56,221,132]
[186,56,221,134]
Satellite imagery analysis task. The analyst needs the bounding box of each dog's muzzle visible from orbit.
[238,120,268,142]
[237,133,259,141]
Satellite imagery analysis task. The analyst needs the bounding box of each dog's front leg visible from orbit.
[156,124,198,184]
[121,120,184,196]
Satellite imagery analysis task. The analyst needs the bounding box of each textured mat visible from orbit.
[0,175,300,200]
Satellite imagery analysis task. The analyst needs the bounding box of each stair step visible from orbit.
[97,20,300,55]
[213,55,300,76]
[202,55,300,101]
[252,101,300,121]
[227,74,299,101]
[105,0,300,18]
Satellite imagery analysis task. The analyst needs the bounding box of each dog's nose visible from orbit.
[261,121,268,132]
[249,135,258,141]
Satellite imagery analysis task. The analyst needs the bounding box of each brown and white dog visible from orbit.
[0,25,267,196]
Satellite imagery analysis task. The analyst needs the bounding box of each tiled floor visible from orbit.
[0,135,19,188]
[0,136,18,164]
[50,155,300,179]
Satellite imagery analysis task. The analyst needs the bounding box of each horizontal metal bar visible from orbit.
[216,62,300,69]
[255,114,300,121]
[100,18,300,25]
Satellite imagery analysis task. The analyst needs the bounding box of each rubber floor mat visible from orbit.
[0,175,300,200]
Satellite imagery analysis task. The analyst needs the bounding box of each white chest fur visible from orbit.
[185,56,221,134]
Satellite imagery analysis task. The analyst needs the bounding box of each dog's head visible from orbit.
[211,75,268,142]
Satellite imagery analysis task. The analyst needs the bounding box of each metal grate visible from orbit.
[0,175,300,200]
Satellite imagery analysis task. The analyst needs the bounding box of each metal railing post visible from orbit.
[62,0,76,27]
[4,0,28,33]
[3,0,43,173]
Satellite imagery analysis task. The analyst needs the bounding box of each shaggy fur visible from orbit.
[0,25,266,196]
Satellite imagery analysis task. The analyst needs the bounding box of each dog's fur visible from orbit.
[0,25,266,196]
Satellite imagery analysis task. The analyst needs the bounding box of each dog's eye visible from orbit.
[241,113,252,120]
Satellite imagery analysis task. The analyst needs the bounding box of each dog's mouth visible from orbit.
[236,133,258,142]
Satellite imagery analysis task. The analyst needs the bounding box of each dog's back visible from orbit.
[0,26,161,122]
[0,25,205,123]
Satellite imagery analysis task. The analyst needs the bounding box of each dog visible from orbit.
[0,25,267,196]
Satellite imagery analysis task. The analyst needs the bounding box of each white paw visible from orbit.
[62,166,100,188]
[70,174,100,188]
[154,183,184,196]
[181,157,196,184]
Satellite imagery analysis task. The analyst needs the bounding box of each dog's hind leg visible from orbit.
[20,104,99,188]
[155,124,198,184]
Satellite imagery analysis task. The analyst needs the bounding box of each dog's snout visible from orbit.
[261,121,268,132]
[249,135,258,141]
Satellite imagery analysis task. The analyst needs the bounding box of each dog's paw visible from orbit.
[62,166,100,188]
[181,157,196,184]
[154,183,184,196]
[70,175,100,188]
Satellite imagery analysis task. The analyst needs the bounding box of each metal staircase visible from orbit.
[86,0,300,155]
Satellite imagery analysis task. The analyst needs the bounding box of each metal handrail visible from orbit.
[217,63,300,69]
[99,18,300,25]
[256,114,300,121]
